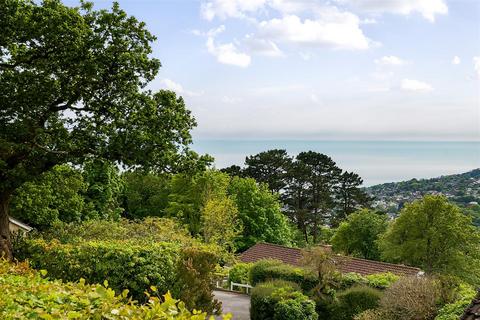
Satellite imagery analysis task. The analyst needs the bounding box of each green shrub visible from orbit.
[15,238,221,313]
[249,259,318,292]
[39,217,197,246]
[435,284,476,320]
[0,260,230,319]
[250,280,317,320]
[340,272,399,290]
[274,294,318,320]
[174,245,222,314]
[15,238,179,301]
[229,262,252,284]
[365,273,399,289]
[331,286,382,320]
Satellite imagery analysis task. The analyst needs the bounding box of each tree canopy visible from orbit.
[331,209,388,260]
[0,0,210,259]
[379,195,480,284]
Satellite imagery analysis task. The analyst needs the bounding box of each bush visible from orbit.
[174,245,222,314]
[15,238,179,302]
[435,284,476,320]
[249,259,318,292]
[0,260,230,319]
[38,217,197,246]
[274,293,318,320]
[15,237,221,313]
[364,273,399,289]
[378,276,440,320]
[331,286,383,320]
[340,272,399,290]
[229,262,252,285]
[250,280,317,320]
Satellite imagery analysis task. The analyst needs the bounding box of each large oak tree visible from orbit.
[0,0,209,259]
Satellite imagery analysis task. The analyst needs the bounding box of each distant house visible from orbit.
[240,242,422,276]
[9,217,33,234]
[460,290,480,320]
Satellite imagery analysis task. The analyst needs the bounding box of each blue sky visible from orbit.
[68,0,480,141]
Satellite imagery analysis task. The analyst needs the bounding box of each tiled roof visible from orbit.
[461,290,480,320]
[239,242,421,276]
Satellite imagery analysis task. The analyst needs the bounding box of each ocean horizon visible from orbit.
[192,140,480,186]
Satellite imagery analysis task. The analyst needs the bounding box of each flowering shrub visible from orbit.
[0,260,231,319]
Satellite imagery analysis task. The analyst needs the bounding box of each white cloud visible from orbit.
[201,0,267,20]
[206,37,251,67]
[310,93,320,103]
[452,56,461,65]
[473,57,480,79]
[337,0,448,22]
[244,35,284,57]
[375,55,408,66]
[221,96,241,104]
[257,9,371,50]
[401,78,433,92]
[160,79,203,97]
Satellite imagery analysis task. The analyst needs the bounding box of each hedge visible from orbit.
[0,260,230,319]
[15,238,221,313]
[250,280,317,320]
[331,286,382,320]
[229,262,252,284]
[435,284,476,320]
[340,272,399,290]
[249,259,318,292]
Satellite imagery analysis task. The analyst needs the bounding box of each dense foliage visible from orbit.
[435,284,477,320]
[379,195,480,284]
[331,209,388,260]
[228,177,293,250]
[250,280,318,320]
[222,149,370,243]
[339,272,399,290]
[249,259,318,292]
[356,276,440,320]
[228,262,252,285]
[0,0,211,259]
[0,260,229,319]
[14,219,223,313]
[331,286,382,320]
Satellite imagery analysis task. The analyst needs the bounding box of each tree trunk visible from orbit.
[0,192,13,261]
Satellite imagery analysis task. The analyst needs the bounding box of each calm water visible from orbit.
[192,140,480,186]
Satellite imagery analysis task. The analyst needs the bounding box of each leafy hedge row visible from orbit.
[0,260,229,320]
[15,238,221,313]
[339,272,399,290]
[249,259,318,292]
[250,280,318,320]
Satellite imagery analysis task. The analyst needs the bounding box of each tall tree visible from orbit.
[0,0,209,259]
[331,209,388,260]
[295,152,341,243]
[284,159,311,242]
[228,177,293,251]
[243,149,292,193]
[332,171,370,226]
[379,195,480,284]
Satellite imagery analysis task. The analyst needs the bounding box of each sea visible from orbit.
[192,140,480,187]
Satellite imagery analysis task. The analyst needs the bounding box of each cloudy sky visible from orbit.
[70,0,479,141]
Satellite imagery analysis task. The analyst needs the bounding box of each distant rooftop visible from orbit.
[240,242,422,276]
